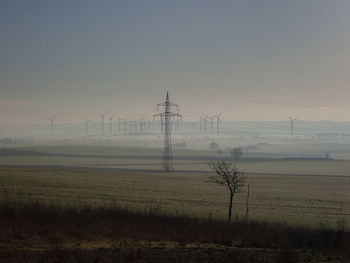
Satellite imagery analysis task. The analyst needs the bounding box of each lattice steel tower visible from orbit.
[154,92,181,172]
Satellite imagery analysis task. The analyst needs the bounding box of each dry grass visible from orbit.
[0,200,349,262]
[0,166,349,228]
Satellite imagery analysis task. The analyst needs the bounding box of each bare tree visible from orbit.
[207,160,246,222]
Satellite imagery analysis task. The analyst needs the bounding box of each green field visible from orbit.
[0,144,349,229]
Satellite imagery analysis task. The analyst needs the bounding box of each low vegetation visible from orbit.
[0,200,349,262]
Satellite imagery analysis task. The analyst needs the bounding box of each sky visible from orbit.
[1,0,350,125]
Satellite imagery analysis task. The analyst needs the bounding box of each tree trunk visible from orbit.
[228,192,233,222]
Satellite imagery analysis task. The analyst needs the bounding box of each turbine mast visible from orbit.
[99,113,107,138]
[287,116,298,136]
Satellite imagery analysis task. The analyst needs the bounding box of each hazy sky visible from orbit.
[1,0,350,124]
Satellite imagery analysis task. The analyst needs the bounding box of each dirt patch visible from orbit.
[0,239,348,263]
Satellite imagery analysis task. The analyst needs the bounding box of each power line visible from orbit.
[176,91,350,110]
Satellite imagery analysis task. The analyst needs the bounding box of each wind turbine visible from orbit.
[48,116,56,135]
[118,117,125,134]
[109,115,114,134]
[213,113,222,134]
[175,106,181,133]
[153,115,164,134]
[287,116,298,136]
[199,114,208,134]
[201,114,210,134]
[84,118,91,134]
[208,115,215,133]
[99,113,107,137]
[148,120,151,134]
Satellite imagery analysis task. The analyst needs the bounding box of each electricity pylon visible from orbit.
[154,92,181,172]
[287,116,298,136]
